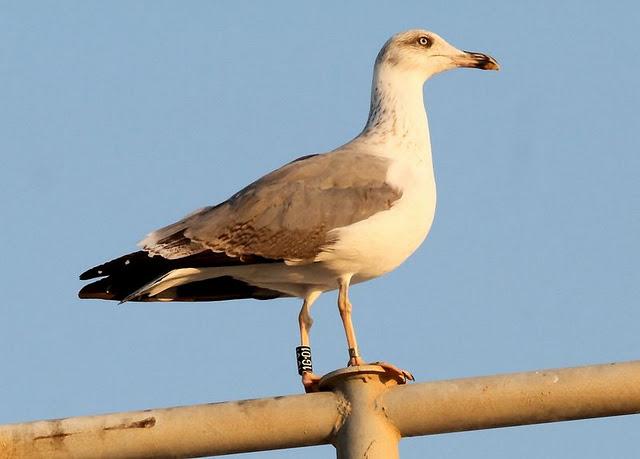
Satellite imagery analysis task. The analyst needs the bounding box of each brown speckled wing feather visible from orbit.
[140,151,402,262]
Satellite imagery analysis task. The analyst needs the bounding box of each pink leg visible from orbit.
[298,291,321,392]
[337,276,364,366]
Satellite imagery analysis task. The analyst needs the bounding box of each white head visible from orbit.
[375,29,499,82]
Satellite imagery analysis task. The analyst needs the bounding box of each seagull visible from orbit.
[79,29,499,391]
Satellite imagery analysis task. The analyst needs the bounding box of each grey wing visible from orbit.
[139,151,402,262]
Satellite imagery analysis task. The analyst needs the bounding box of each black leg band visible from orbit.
[296,345,313,375]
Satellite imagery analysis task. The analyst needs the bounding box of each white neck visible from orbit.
[358,64,431,155]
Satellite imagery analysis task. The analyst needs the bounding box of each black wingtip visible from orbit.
[79,251,149,280]
[78,250,285,302]
[79,268,99,281]
[78,278,118,300]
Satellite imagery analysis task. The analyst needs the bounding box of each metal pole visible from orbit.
[0,392,340,458]
[320,366,402,459]
[383,360,640,437]
[1,360,640,458]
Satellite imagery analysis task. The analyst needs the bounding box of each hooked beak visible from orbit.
[453,51,500,71]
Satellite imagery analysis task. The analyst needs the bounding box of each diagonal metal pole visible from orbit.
[1,360,640,458]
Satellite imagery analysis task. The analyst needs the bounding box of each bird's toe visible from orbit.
[371,361,415,384]
[301,372,321,393]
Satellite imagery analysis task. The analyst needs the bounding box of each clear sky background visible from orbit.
[1,1,639,458]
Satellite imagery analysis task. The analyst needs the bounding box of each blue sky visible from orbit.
[1,1,639,457]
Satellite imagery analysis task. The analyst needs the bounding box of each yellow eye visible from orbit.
[418,36,431,47]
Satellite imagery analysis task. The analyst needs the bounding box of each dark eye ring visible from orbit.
[418,36,430,47]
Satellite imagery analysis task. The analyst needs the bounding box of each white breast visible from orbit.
[317,154,436,282]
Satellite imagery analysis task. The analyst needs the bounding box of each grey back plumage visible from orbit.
[140,150,402,262]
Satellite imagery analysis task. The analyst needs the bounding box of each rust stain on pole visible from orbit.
[102,416,157,431]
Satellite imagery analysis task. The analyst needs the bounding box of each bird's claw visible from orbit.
[346,356,414,384]
[301,371,321,393]
[370,361,415,384]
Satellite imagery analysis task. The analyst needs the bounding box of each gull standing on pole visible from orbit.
[79,30,499,391]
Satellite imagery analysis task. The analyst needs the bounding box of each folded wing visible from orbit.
[79,150,402,302]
